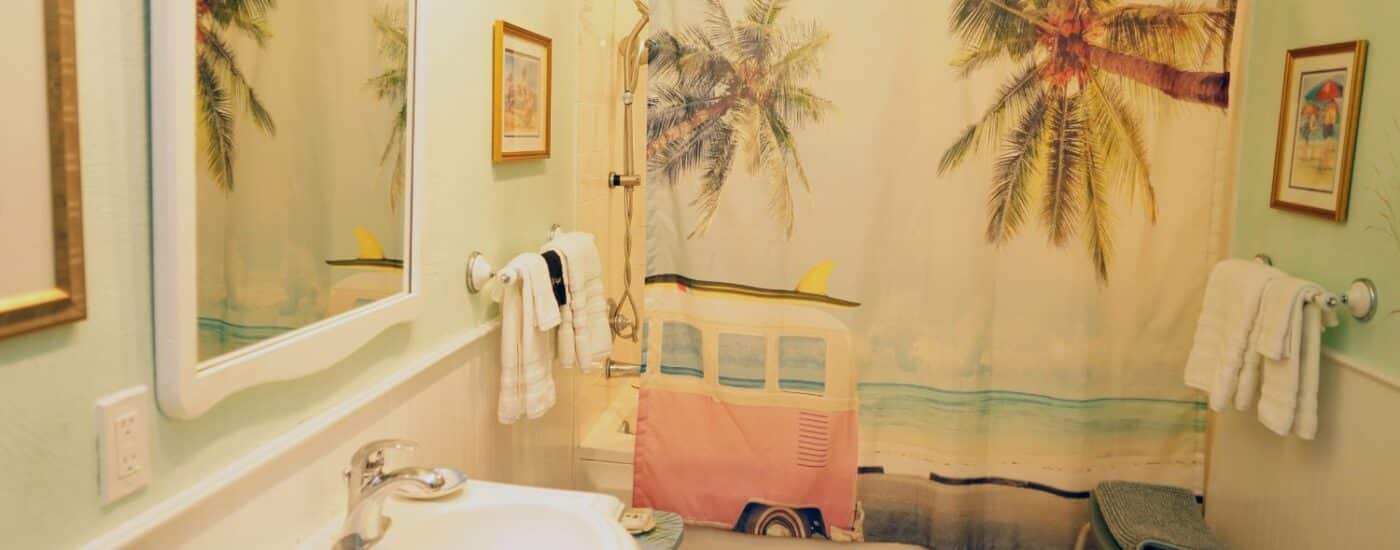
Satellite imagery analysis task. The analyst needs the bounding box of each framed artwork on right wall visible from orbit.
[1270,40,1368,222]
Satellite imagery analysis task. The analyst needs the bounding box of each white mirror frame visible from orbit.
[152,1,424,419]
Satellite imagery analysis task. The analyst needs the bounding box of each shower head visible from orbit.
[619,0,650,94]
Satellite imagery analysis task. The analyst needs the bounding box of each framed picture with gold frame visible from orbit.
[1270,40,1368,222]
[492,20,552,162]
[0,0,85,341]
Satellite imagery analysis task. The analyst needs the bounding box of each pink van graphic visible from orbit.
[633,274,862,540]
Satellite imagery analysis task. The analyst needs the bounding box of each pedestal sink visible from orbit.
[301,480,638,549]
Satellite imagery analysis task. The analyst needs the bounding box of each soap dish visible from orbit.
[396,467,469,500]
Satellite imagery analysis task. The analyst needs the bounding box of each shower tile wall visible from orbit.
[573,0,647,457]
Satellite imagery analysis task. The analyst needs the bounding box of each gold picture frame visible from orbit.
[492,20,552,162]
[0,0,86,340]
[1270,41,1368,222]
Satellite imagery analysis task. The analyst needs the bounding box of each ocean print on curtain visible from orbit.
[638,0,1239,548]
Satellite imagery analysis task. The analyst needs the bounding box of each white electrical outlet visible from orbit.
[96,386,151,504]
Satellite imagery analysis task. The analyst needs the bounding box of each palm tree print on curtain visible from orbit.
[196,0,278,190]
[366,7,410,210]
[939,0,1236,281]
[647,0,832,238]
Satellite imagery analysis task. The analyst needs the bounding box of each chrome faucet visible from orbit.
[334,439,448,549]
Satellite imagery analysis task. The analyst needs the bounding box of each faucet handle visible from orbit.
[347,439,417,488]
[352,439,417,467]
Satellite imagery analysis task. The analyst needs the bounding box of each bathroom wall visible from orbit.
[1207,354,1400,548]
[1230,0,1400,372]
[1209,1,1400,546]
[0,1,580,548]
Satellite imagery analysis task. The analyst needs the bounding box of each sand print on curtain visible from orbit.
[635,0,1240,547]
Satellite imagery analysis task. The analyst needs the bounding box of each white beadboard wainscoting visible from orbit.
[1205,351,1400,548]
[84,323,578,549]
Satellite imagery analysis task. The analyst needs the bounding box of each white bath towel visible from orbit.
[1183,259,1283,410]
[498,253,560,424]
[542,232,612,372]
[1253,281,1338,438]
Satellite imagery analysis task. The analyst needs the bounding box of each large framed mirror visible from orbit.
[153,0,421,418]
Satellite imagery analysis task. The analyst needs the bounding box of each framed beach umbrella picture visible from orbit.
[1270,41,1368,221]
[492,20,552,162]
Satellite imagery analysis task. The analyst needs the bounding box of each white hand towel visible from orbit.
[1235,277,1313,410]
[1183,259,1282,410]
[1254,289,1311,436]
[1253,278,1313,361]
[498,254,559,424]
[1291,294,1339,439]
[1255,284,1336,438]
[556,306,578,370]
[542,232,612,372]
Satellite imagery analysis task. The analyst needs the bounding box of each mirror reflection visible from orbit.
[195,0,412,361]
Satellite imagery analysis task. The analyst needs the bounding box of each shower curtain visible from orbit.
[635,0,1242,547]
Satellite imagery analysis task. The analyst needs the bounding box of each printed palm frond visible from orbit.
[196,57,237,189]
[367,7,410,210]
[690,117,737,238]
[648,0,832,239]
[1083,74,1155,220]
[986,90,1049,244]
[1042,91,1086,247]
[1099,2,1234,68]
[942,0,1234,281]
[941,61,1045,174]
[949,0,1045,57]
[1082,137,1114,279]
[199,31,275,134]
[196,0,277,191]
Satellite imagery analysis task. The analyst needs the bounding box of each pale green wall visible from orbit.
[0,1,576,548]
[1232,1,1400,373]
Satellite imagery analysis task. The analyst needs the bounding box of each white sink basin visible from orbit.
[301,480,638,549]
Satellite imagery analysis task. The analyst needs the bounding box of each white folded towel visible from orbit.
[1183,259,1283,410]
[1292,300,1338,439]
[556,306,578,371]
[1234,276,1310,410]
[542,232,612,372]
[1254,280,1338,438]
[498,253,559,424]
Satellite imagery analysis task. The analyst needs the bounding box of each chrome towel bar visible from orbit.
[465,224,563,294]
[1254,254,1379,322]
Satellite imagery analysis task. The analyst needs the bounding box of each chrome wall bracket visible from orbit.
[1253,253,1380,322]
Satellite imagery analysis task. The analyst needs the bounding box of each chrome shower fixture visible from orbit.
[607,0,649,343]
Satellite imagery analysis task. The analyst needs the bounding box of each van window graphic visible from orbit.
[718,333,766,389]
[660,321,703,378]
[779,336,826,393]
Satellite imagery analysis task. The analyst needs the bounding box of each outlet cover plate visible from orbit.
[96,386,151,504]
